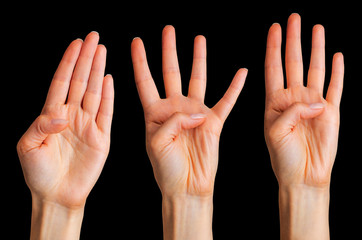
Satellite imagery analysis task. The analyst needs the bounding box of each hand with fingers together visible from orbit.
[17,32,114,240]
[264,14,344,240]
[131,25,247,240]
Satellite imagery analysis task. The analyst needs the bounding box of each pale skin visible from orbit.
[17,31,114,240]
[264,13,344,240]
[131,25,248,240]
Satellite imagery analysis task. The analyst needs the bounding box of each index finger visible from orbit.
[265,23,284,96]
[44,39,83,107]
[131,37,160,109]
[212,68,248,122]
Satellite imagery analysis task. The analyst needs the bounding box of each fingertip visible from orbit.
[70,38,83,49]
[104,74,114,89]
[105,73,113,79]
[287,13,301,29]
[90,30,100,36]
[85,31,100,42]
[313,24,325,32]
[194,34,206,43]
[131,37,144,52]
[162,25,176,42]
[289,12,301,20]
[103,74,114,95]
[132,36,141,43]
[267,23,282,46]
[163,25,175,33]
[334,52,344,61]
[95,44,107,59]
[270,22,281,31]
[74,38,83,43]
[332,52,345,74]
[236,68,248,81]
[132,37,141,45]
[97,44,107,51]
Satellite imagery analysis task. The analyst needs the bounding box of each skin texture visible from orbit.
[264,13,344,240]
[17,32,114,240]
[131,25,247,240]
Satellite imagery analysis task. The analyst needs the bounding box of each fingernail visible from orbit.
[309,103,324,109]
[133,37,140,41]
[51,119,68,125]
[190,113,206,119]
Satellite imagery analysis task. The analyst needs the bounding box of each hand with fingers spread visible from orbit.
[131,25,247,240]
[264,14,344,240]
[17,32,114,240]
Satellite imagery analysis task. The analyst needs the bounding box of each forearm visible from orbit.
[162,195,213,240]
[30,195,84,240]
[279,184,330,240]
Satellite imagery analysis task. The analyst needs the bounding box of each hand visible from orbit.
[131,25,247,240]
[17,31,114,210]
[131,25,247,199]
[264,14,344,188]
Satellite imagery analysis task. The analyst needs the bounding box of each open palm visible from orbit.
[264,14,344,187]
[131,26,247,197]
[17,32,114,208]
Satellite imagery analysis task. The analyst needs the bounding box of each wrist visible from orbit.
[162,194,213,240]
[30,195,84,240]
[279,184,330,240]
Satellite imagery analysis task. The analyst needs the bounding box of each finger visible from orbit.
[307,24,325,94]
[131,37,160,108]
[285,13,303,88]
[151,112,206,149]
[188,35,207,101]
[326,52,344,106]
[67,31,100,105]
[212,68,248,122]
[265,23,284,96]
[96,74,114,135]
[83,44,107,117]
[17,116,68,154]
[162,25,182,97]
[269,102,324,139]
[44,39,83,107]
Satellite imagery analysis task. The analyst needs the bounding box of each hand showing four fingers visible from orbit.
[131,25,248,199]
[17,32,114,210]
[264,14,344,188]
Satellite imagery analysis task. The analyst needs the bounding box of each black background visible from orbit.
[4,3,361,239]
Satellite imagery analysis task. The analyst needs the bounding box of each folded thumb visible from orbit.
[151,112,206,148]
[271,102,325,137]
[17,115,68,154]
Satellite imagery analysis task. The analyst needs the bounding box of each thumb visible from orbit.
[151,112,206,148]
[270,102,325,137]
[17,115,68,154]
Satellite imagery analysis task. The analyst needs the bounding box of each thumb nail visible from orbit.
[190,113,206,119]
[51,119,69,125]
[309,103,324,109]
